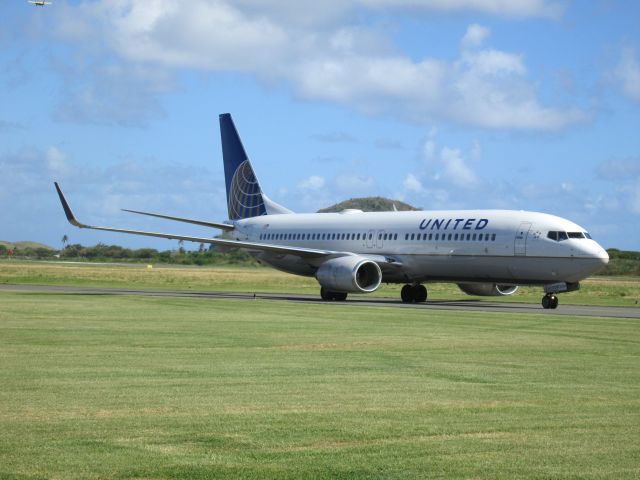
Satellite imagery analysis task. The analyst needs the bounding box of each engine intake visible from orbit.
[457,283,519,296]
[316,256,382,294]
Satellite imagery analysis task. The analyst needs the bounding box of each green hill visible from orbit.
[0,241,55,251]
[318,196,419,213]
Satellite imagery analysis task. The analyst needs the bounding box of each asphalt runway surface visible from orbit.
[2,284,639,319]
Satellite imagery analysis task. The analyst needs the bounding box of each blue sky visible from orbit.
[1,0,639,250]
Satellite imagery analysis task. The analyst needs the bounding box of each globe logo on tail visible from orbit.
[228,160,266,220]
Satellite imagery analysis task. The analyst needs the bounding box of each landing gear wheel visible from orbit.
[542,294,559,309]
[401,284,414,303]
[320,287,332,301]
[320,287,348,301]
[414,284,428,303]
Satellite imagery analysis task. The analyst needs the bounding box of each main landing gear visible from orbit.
[320,287,348,301]
[541,294,559,309]
[401,284,427,303]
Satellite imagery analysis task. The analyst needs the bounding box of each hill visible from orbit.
[0,240,55,251]
[318,196,419,213]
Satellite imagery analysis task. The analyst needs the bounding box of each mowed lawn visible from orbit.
[1,292,639,479]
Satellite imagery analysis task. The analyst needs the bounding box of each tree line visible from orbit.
[0,242,259,267]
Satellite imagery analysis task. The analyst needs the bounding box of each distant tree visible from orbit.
[199,243,206,253]
[61,234,69,250]
[178,240,185,254]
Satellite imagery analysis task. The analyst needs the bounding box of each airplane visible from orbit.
[28,1,52,6]
[54,113,609,309]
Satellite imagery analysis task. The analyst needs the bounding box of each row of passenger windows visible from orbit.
[547,231,591,241]
[258,231,497,242]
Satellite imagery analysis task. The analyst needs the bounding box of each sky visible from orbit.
[1,0,639,250]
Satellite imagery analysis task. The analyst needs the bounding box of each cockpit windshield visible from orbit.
[547,231,591,241]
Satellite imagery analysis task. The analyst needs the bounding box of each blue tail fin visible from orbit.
[220,113,267,220]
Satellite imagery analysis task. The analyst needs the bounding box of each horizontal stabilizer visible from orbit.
[121,208,234,231]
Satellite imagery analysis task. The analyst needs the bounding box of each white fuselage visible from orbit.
[230,209,608,285]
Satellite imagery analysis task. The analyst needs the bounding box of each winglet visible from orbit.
[54,182,84,228]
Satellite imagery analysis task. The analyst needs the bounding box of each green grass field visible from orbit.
[1,290,639,479]
[1,260,639,306]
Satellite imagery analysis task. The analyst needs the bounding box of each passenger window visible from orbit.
[454,234,458,241]
[472,233,476,241]
[405,233,409,240]
[357,233,361,240]
[491,234,496,241]
[410,233,415,240]
[394,233,398,240]
[435,233,439,241]
[447,234,452,241]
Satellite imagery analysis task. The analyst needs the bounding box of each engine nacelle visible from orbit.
[457,283,519,296]
[316,256,382,294]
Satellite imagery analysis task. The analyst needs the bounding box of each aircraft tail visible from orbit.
[219,113,292,220]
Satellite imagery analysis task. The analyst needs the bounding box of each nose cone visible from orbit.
[585,242,609,275]
[596,246,609,267]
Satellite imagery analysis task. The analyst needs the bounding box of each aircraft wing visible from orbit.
[54,182,338,259]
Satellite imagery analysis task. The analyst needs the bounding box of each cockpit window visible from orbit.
[547,231,569,241]
[584,232,592,239]
[568,232,585,239]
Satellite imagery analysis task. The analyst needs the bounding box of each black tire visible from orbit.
[320,287,332,301]
[414,285,428,303]
[542,295,551,309]
[401,284,414,303]
[334,292,348,301]
[550,295,559,309]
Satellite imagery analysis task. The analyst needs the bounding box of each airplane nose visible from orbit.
[596,246,609,266]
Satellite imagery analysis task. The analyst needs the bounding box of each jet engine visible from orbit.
[457,283,519,296]
[316,256,382,294]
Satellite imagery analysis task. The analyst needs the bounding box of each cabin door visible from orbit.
[365,229,375,248]
[514,222,532,256]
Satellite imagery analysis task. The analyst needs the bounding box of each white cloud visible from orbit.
[403,173,423,192]
[461,24,490,49]
[613,48,640,103]
[440,146,478,187]
[50,2,581,130]
[423,128,437,159]
[358,0,564,18]
[46,146,70,176]
[298,175,326,190]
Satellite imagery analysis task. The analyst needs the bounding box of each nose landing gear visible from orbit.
[541,294,559,309]
[541,282,578,309]
[401,284,428,303]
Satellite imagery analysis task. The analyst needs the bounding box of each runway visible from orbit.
[2,284,639,318]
